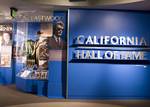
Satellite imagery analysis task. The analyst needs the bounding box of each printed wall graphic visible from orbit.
[25,30,49,68]
[15,22,51,80]
[14,13,67,80]
[14,11,67,80]
[49,21,67,61]
[30,30,49,79]
[0,24,12,67]
[49,21,66,50]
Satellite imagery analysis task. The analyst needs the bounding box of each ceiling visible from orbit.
[0,0,150,22]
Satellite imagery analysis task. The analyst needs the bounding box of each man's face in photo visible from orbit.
[55,24,64,37]
[3,32,10,43]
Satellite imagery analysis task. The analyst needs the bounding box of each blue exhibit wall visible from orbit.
[48,11,67,98]
[68,9,150,99]
[0,67,13,85]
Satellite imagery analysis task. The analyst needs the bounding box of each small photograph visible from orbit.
[0,46,12,67]
[1,55,11,67]
[48,21,67,62]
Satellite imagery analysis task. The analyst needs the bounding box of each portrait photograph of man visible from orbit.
[2,32,12,46]
[49,21,66,50]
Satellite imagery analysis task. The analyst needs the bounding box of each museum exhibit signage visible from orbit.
[16,15,62,22]
[70,35,150,64]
